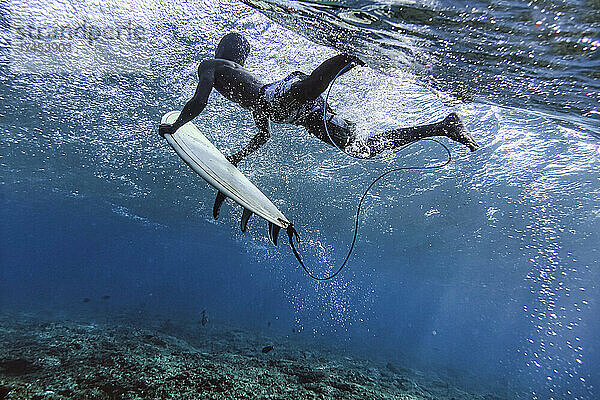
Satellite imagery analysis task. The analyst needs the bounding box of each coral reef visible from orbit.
[0,313,507,399]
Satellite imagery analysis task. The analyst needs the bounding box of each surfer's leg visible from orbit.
[364,113,479,156]
[286,54,364,103]
[305,112,355,149]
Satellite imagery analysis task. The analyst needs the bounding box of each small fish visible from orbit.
[267,321,271,327]
[101,295,110,300]
[201,310,208,327]
[261,346,273,354]
[82,298,91,303]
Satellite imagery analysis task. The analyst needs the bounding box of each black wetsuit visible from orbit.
[159,34,478,164]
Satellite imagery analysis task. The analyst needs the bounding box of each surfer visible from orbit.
[159,33,479,164]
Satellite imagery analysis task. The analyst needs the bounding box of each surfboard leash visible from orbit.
[285,139,451,281]
[284,61,453,281]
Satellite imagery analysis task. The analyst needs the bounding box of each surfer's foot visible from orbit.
[443,112,479,152]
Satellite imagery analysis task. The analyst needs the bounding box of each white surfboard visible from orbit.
[161,111,291,244]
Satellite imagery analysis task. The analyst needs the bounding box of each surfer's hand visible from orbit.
[159,123,176,138]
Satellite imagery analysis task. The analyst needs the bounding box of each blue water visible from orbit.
[1,0,598,399]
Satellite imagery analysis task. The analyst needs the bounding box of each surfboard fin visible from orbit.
[213,191,227,219]
[268,222,281,246]
[241,208,252,232]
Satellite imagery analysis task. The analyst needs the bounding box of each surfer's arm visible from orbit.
[159,61,214,137]
[290,54,365,102]
[227,113,271,166]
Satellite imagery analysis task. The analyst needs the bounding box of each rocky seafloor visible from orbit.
[0,312,510,400]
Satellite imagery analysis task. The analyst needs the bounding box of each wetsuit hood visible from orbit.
[215,33,250,66]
